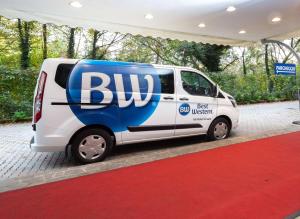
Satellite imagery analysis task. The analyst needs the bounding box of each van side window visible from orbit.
[157,69,174,94]
[55,64,75,89]
[181,71,214,97]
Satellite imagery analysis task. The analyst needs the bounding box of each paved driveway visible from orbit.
[0,101,300,191]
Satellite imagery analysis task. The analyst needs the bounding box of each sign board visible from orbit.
[274,63,296,76]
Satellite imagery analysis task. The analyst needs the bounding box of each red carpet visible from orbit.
[1,132,300,219]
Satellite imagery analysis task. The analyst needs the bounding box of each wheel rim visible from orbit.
[79,135,106,160]
[213,122,228,140]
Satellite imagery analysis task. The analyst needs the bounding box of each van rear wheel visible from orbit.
[71,128,113,164]
[207,118,231,141]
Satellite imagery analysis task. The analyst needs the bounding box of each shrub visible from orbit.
[0,66,38,122]
[208,72,298,104]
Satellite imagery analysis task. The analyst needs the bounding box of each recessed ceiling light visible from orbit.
[198,23,206,28]
[239,30,246,34]
[69,1,82,8]
[272,17,281,23]
[227,6,236,12]
[145,14,154,20]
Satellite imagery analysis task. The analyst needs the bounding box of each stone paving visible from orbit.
[0,101,300,192]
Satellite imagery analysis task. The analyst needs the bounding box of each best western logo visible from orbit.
[179,103,213,116]
[81,72,154,109]
[179,103,190,116]
[192,104,213,115]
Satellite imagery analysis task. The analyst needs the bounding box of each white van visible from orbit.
[30,58,239,164]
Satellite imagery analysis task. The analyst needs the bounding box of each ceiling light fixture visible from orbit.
[227,6,236,12]
[198,23,206,28]
[272,17,281,23]
[69,1,82,8]
[145,14,154,20]
[239,30,246,34]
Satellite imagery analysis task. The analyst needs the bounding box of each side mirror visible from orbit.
[212,85,219,98]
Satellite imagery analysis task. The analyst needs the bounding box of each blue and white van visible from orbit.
[30,58,239,164]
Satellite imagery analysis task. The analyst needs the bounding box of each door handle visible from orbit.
[179,97,189,101]
[163,96,174,100]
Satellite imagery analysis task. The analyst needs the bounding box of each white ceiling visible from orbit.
[1,0,300,46]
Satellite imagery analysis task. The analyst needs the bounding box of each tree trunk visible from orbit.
[67,28,75,58]
[242,48,247,75]
[91,30,99,59]
[265,44,270,76]
[155,53,160,64]
[17,19,31,69]
[182,48,187,66]
[42,24,47,59]
[265,44,273,92]
[154,42,160,64]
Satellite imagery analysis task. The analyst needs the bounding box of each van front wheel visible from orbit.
[207,118,231,141]
[71,128,113,164]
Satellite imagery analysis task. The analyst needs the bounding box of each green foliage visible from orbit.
[209,73,298,104]
[12,111,28,121]
[118,36,228,72]
[176,42,229,72]
[0,66,38,122]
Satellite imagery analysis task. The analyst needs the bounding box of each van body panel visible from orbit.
[174,68,218,136]
[30,58,239,152]
[217,95,239,128]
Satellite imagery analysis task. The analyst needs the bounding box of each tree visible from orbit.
[90,30,99,59]
[136,37,179,65]
[242,48,247,75]
[67,28,75,58]
[117,36,155,63]
[17,19,33,69]
[268,38,300,65]
[265,44,274,92]
[175,42,229,72]
[42,24,47,59]
[219,48,239,72]
[87,30,127,60]
[264,44,270,76]
[282,38,300,63]
[120,37,229,72]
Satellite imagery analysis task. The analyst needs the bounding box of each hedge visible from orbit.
[209,73,298,104]
[0,66,38,122]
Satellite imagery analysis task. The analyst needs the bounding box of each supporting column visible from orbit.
[261,39,300,125]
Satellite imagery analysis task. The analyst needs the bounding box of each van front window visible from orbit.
[181,71,214,97]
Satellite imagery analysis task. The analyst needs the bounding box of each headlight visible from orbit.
[228,96,237,108]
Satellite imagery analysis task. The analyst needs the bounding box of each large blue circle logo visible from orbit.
[179,103,190,116]
[66,60,161,132]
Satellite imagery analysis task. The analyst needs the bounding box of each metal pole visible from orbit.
[261,39,300,124]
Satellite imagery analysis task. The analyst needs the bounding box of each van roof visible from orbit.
[81,59,198,71]
[45,58,199,73]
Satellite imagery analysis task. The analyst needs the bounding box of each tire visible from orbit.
[207,117,231,141]
[71,128,113,164]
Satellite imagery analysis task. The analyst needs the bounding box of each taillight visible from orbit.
[34,71,47,123]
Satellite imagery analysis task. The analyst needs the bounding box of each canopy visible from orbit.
[1,0,300,46]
